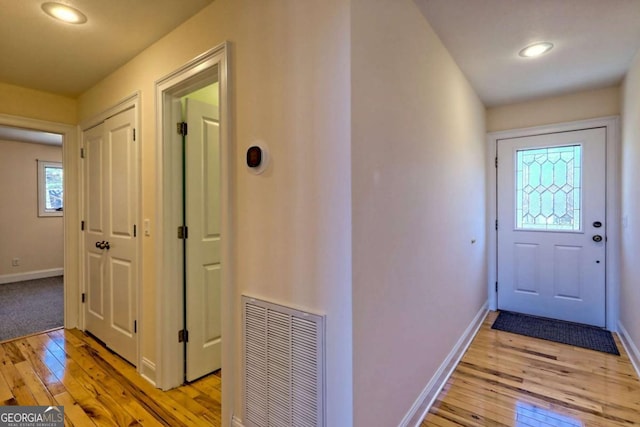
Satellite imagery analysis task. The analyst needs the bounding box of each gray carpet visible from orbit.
[0,276,63,342]
[492,311,619,355]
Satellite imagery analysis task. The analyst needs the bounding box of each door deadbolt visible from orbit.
[592,235,603,243]
[593,221,602,228]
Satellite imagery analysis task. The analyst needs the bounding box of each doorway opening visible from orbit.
[0,115,79,338]
[0,125,64,341]
[496,128,606,327]
[155,42,232,425]
[487,116,620,330]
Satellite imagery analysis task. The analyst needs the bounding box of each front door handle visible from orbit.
[592,235,603,243]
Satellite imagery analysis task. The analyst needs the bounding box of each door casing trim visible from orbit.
[487,116,620,330]
[154,42,232,426]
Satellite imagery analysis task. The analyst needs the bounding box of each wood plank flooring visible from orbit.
[3,313,638,426]
[422,311,640,427]
[0,328,222,426]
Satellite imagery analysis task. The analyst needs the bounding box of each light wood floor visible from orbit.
[0,328,222,426]
[422,311,640,427]
[3,315,638,427]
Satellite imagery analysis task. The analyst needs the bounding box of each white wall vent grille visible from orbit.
[242,296,325,427]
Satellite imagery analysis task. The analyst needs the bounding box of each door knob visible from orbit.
[95,240,110,250]
[592,235,603,242]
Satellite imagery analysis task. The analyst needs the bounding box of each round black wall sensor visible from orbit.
[247,146,262,168]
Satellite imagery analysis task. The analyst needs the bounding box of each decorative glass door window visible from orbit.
[515,145,581,231]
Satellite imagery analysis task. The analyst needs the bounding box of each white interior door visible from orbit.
[84,123,108,342]
[185,98,222,381]
[497,127,606,327]
[84,107,138,365]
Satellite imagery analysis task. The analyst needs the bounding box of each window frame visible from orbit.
[37,159,63,217]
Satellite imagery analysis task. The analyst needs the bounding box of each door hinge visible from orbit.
[134,320,137,333]
[177,225,188,239]
[81,293,86,303]
[495,282,498,292]
[495,156,498,168]
[178,329,189,343]
[80,147,85,158]
[133,128,136,141]
[177,122,188,136]
[133,224,137,237]
[495,219,498,230]
[81,220,85,231]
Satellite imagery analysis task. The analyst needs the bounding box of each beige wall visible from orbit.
[620,50,640,352]
[487,86,620,132]
[78,0,352,424]
[0,141,63,277]
[0,82,77,124]
[351,0,487,425]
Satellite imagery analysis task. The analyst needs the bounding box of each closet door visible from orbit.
[84,107,138,365]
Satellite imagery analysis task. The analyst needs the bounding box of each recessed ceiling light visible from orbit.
[519,42,554,58]
[41,2,87,24]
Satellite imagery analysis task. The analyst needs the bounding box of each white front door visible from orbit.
[185,98,222,381]
[497,127,606,327]
[83,107,138,364]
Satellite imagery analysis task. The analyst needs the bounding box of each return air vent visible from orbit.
[243,296,325,427]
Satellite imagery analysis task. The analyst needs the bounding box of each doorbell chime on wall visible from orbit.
[246,142,269,175]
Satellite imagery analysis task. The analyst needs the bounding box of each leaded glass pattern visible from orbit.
[516,145,581,231]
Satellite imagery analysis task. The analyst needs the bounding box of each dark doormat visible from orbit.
[491,311,619,355]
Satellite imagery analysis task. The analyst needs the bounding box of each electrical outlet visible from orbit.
[11,258,19,267]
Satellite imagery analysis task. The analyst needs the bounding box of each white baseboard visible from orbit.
[0,268,63,285]
[140,358,157,386]
[617,321,640,379]
[231,415,244,427]
[399,301,489,427]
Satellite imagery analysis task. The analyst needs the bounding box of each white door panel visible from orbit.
[84,124,109,339]
[87,252,105,320]
[497,127,606,326]
[83,107,138,365]
[185,98,222,381]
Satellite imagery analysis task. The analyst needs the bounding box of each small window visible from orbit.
[38,160,63,217]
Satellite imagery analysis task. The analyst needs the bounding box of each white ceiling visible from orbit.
[0,0,638,114]
[0,0,214,97]
[0,0,213,145]
[415,0,640,106]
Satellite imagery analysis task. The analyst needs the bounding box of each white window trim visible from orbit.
[38,160,63,217]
